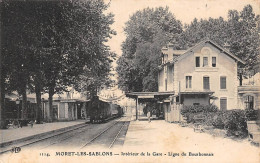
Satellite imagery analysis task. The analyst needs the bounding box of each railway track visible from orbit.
[0,116,131,155]
[108,121,129,149]
[81,116,131,149]
[0,123,90,155]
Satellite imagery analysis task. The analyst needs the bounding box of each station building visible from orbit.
[127,39,259,122]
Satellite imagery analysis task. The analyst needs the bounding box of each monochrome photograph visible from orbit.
[0,0,259,162]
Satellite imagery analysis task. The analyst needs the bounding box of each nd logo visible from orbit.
[11,147,21,153]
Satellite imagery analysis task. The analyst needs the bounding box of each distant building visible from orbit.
[237,62,260,110]
[41,88,89,122]
[4,88,89,122]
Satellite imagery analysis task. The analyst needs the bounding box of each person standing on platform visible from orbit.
[147,111,151,123]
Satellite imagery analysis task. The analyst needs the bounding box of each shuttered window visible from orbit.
[212,57,216,67]
[203,57,208,67]
[203,77,210,90]
[186,76,192,88]
[196,57,200,67]
[220,98,227,111]
[220,76,226,89]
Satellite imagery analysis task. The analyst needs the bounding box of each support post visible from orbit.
[136,97,138,120]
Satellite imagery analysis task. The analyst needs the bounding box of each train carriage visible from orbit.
[89,96,123,123]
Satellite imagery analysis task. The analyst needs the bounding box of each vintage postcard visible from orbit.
[0,0,259,163]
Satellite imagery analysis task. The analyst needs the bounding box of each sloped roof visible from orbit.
[167,38,245,64]
[172,50,186,55]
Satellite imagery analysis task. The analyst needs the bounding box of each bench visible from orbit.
[193,115,206,132]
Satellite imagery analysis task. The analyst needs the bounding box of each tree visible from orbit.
[0,1,4,128]
[41,0,116,121]
[182,17,228,48]
[226,5,259,69]
[1,0,116,123]
[2,1,35,120]
[117,7,183,92]
[182,5,259,70]
[2,1,67,122]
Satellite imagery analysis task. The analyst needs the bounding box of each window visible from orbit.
[176,96,179,103]
[212,57,216,67]
[203,77,210,90]
[195,57,200,67]
[220,98,227,111]
[220,76,226,89]
[245,95,254,109]
[186,76,192,88]
[203,57,208,67]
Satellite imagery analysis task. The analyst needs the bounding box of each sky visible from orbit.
[105,0,260,57]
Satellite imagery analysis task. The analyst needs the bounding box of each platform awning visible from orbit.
[126,91,175,99]
[238,86,260,94]
[180,90,214,95]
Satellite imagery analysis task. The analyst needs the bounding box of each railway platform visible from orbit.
[0,119,88,147]
[122,119,259,163]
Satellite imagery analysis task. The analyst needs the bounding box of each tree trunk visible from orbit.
[0,78,5,128]
[0,2,5,129]
[48,86,54,122]
[21,84,27,120]
[35,79,42,124]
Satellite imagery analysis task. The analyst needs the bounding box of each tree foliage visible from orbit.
[1,0,115,123]
[117,5,259,93]
[117,7,183,92]
[182,5,259,69]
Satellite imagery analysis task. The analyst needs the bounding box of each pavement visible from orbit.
[122,116,259,163]
[0,115,259,163]
[0,119,87,147]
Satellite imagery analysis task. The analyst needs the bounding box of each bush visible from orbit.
[211,112,225,129]
[207,110,248,137]
[181,105,218,123]
[181,105,249,137]
[245,109,259,121]
[224,110,247,137]
[181,105,218,114]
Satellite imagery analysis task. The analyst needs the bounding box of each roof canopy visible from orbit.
[180,90,214,95]
[126,91,175,99]
[238,86,260,94]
